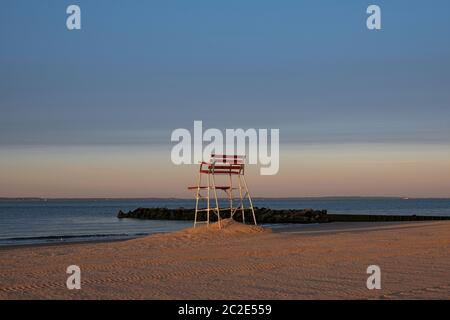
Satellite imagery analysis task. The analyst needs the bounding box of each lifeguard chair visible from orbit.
[188,154,257,228]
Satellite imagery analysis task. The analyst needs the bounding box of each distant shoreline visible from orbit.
[2,196,450,201]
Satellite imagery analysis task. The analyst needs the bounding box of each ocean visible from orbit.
[1,198,450,246]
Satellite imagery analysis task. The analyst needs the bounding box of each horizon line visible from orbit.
[1,196,449,201]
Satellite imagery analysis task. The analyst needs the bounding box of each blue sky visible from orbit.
[1,0,449,147]
[1,1,450,197]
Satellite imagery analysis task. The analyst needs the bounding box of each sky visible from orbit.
[1,0,450,198]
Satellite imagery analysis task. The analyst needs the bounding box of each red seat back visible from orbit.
[205,154,245,175]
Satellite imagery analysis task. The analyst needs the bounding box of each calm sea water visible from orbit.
[1,198,449,246]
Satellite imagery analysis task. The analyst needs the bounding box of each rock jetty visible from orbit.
[117,207,450,223]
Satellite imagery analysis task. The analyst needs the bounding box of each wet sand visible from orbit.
[0,220,449,299]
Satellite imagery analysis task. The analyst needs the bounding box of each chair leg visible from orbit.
[229,174,233,218]
[242,175,257,225]
[207,173,210,226]
[211,173,221,229]
[194,171,202,227]
[237,175,245,223]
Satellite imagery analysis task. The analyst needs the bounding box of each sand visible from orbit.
[0,219,449,299]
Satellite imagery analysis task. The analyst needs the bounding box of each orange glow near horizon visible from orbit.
[1,144,450,198]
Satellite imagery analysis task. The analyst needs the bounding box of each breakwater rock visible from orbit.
[117,207,330,223]
[117,207,450,223]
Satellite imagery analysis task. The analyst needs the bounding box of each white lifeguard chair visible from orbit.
[188,154,257,228]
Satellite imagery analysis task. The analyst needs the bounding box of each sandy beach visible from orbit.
[0,220,449,300]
